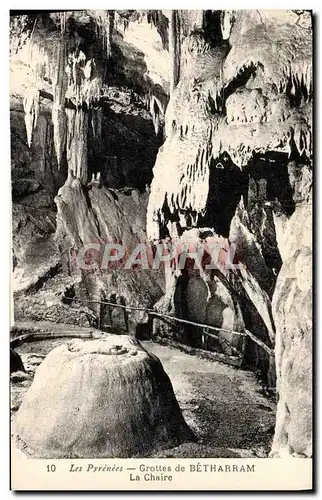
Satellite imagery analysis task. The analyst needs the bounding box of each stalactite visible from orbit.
[220,11,235,40]
[169,10,181,93]
[91,107,102,142]
[82,74,102,108]
[34,114,48,178]
[21,38,51,148]
[90,10,114,59]
[66,107,88,185]
[52,35,68,168]
[59,12,67,33]
[30,45,49,84]
[106,11,114,59]
[96,108,102,141]
[66,51,85,105]
[66,51,102,108]
[150,95,164,136]
[23,87,40,148]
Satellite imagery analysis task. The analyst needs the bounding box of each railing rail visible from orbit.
[63,297,274,357]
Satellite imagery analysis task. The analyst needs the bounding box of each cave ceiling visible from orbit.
[10,9,312,204]
[10,10,170,111]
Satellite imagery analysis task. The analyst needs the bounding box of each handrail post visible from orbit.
[202,327,209,351]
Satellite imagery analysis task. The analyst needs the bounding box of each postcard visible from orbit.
[9,9,313,491]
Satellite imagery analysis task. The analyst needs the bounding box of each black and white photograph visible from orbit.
[9,8,313,491]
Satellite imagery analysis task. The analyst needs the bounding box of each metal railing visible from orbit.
[64,297,274,358]
[10,296,273,366]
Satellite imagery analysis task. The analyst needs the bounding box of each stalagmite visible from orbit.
[14,336,194,458]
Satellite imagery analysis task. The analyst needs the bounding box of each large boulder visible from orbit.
[14,335,194,458]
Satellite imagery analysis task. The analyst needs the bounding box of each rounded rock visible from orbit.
[14,335,194,458]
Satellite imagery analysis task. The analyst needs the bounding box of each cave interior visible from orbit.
[10,9,312,461]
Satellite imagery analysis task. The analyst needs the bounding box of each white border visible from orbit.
[1,3,320,498]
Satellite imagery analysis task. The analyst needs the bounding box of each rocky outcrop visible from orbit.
[150,227,275,380]
[14,335,194,457]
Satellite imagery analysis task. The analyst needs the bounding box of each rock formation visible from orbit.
[10,348,25,374]
[270,164,312,457]
[14,335,194,458]
[144,10,312,456]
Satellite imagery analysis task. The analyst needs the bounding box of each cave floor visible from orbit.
[11,329,276,458]
[143,341,276,458]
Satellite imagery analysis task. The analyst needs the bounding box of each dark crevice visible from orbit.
[159,194,180,239]
[25,262,62,295]
[62,284,76,304]
[199,152,247,237]
[247,152,296,217]
[87,105,159,192]
[202,11,224,47]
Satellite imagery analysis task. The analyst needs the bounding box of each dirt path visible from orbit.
[142,341,275,457]
[11,329,276,458]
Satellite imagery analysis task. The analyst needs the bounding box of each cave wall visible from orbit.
[270,162,312,457]
[11,108,65,203]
